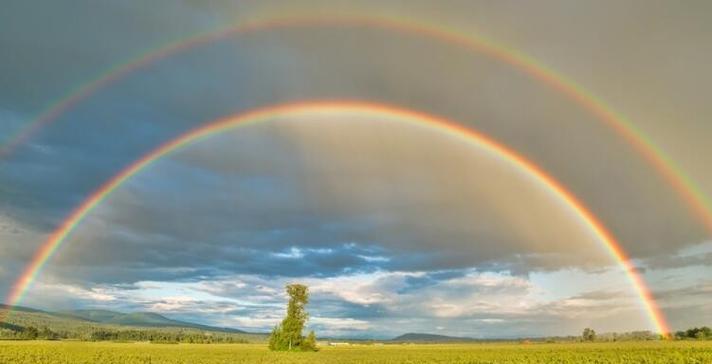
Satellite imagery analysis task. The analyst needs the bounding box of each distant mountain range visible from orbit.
[56,309,246,333]
[391,332,475,342]
[0,304,255,337]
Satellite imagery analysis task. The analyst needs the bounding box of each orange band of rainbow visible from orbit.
[2,101,670,335]
[1,15,710,235]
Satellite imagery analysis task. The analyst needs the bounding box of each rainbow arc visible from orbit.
[0,15,709,233]
[1,101,671,335]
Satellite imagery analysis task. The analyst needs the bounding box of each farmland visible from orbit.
[0,341,710,364]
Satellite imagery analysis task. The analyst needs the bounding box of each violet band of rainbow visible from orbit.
[1,15,709,235]
[2,101,671,335]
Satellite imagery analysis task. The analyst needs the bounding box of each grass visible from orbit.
[0,341,712,364]
[0,340,711,363]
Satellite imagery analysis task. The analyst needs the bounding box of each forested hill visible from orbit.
[59,309,246,333]
[0,304,265,343]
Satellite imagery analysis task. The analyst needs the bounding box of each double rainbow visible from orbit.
[2,14,696,336]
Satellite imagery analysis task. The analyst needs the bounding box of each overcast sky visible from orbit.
[0,0,710,338]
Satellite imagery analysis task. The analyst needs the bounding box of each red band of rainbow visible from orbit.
[2,101,671,335]
[1,15,710,234]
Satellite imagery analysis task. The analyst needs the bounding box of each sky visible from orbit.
[0,0,710,338]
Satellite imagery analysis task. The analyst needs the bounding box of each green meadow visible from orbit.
[1,341,711,364]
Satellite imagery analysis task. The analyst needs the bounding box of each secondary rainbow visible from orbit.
[1,15,710,234]
[2,101,671,335]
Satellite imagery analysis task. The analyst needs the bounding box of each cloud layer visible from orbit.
[1,0,710,336]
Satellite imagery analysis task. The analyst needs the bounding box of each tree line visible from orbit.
[579,327,712,342]
[0,325,250,343]
[674,327,711,340]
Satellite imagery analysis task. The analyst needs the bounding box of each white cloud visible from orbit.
[19,267,659,336]
[33,283,118,303]
[357,255,390,263]
[229,315,281,329]
[272,247,305,259]
[147,296,198,311]
[310,316,370,331]
[306,272,406,305]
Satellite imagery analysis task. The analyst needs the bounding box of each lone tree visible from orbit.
[582,328,596,342]
[269,284,318,351]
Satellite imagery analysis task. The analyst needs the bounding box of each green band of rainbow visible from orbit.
[2,101,671,335]
[1,15,709,235]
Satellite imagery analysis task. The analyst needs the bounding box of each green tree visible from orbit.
[682,326,711,340]
[582,328,596,342]
[269,284,317,351]
[38,326,57,340]
[21,326,38,340]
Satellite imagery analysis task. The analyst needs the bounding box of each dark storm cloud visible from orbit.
[5,105,705,289]
[0,0,227,111]
[309,297,390,320]
[193,0,712,253]
[2,1,708,272]
[38,115,636,286]
[1,0,711,335]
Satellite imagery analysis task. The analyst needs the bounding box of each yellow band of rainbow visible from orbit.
[1,15,709,235]
[3,101,670,335]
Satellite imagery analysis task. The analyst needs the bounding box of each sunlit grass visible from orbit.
[0,340,710,363]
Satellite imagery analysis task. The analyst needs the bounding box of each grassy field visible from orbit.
[0,341,710,363]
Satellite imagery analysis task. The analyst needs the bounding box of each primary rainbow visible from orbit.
[2,101,670,335]
[1,15,709,235]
